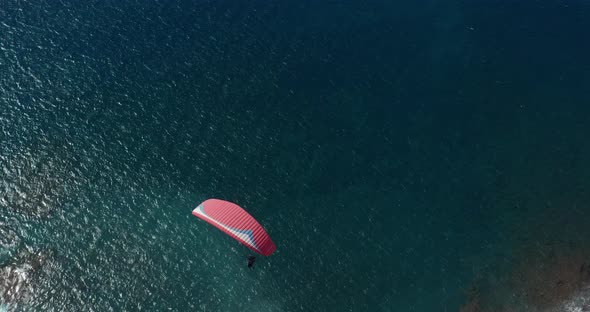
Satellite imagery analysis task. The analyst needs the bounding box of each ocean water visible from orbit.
[1,0,590,311]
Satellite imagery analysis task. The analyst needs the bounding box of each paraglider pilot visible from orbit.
[247,256,256,269]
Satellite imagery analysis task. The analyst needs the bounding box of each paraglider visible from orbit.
[192,199,276,265]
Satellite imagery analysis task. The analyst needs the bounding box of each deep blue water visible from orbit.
[1,1,590,311]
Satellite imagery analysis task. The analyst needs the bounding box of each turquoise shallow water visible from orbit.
[1,1,590,311]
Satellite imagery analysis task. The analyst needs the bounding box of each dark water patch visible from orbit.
[0,227,20,266]
[0,145,79,218]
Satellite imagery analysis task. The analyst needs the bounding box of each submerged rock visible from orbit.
[458,246,590,311]
[513,249,590,309]
[0,247,55,307]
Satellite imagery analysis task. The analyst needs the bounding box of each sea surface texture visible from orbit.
[1,1,590,311]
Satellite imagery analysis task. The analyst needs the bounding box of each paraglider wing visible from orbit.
[192,199,276,256]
